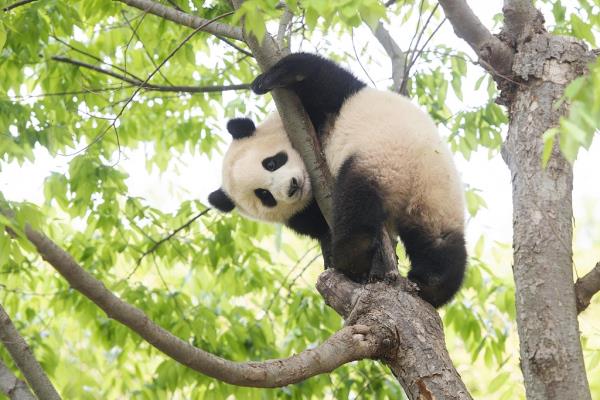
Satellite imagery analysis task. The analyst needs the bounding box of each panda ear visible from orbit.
[227,118,256,139]
[208,188,235,212]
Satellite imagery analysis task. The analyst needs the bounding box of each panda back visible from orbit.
[324,88,465,234]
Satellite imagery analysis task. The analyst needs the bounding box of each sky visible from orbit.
[1,0,599,270]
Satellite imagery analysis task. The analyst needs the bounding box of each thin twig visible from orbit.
[121,10,173,85]
[406,17,447,77]
[52,35,145,82]
[351,29,376,87]
[54,11,235,157]
[215,35,254,57]
[4,85,135,101]
[52,56,251,93]
[3,0,37,12]
[265,245,319,313]
[134,208,211,269]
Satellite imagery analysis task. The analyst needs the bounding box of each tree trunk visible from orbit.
[501,33,594,400]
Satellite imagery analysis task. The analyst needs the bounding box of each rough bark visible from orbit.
[0,305,61,400]
[0,360,36,400]
[317,270,472,399]
[437,0,513,76]
[575,262,600,313]
[440,0,594,397]
[501,33,593,400]
[369,22,406,92]
[115,0,243,41]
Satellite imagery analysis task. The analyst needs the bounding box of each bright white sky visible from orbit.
[1,1,599,266]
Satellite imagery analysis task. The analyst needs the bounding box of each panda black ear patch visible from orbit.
[208,188,235,212]
[226,118,256,139]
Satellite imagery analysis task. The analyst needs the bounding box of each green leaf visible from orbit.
[0,24,6,51]
[489,372,511,392]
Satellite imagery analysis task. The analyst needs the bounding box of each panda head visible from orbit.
[209,114,312,223]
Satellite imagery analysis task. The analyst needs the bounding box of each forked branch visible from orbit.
[22,227,379,388]
[437,0,513,75]
[52,56,250,94]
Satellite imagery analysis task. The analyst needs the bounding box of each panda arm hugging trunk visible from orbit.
[209,53,467,307]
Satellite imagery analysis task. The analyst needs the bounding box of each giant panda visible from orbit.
[208,53,466,307]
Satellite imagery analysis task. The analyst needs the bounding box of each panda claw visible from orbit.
[251,74,271,94]
[368,267,399,284]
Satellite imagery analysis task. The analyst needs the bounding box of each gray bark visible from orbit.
[501,33,594,400]
[115,0,243,41]
[0,305,61,400]
[0,360,36,400]
[575,262,600,313]
[440,0,594,397]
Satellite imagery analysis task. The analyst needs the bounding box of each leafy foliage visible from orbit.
[0,0,598,399]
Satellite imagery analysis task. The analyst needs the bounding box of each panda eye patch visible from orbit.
[262,152,288,172]
[254,188,277,207]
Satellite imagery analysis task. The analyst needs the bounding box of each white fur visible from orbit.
[221,115,312,222]
[220,88,464,236]
[323,88,464,236]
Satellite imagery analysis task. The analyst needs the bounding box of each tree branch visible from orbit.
[0,305,61,400]
[232,2,471,397]
[0,359,36,400]
[114,0,243,41]
[2,0,37,12]
[317,270,472,399]
[437,0,513,76]
[369,22,406,92]
[22,226,379,388]
[51,56,250,94]
[575,262,600,314]
[276,6,294,51]
[215,35,254,57]
[501,0,543,44]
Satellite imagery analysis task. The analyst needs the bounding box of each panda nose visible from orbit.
[288,177,299,197]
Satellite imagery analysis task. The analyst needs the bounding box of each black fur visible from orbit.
[208,188,235,212]
[331,157,386,282]
[286,199,332,269]
[401,227,467,307]
[262,151,288,171]
[227,118,256,139]
[251,53,366,135]
[286,199,328,239]
[254,188,277,207]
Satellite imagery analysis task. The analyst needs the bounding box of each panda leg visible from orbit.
[251,53,322,94]
[400,226,467,307]
[251,53,365,124]
[331,157,387,282]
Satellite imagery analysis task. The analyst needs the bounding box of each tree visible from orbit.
[0,0,599,399]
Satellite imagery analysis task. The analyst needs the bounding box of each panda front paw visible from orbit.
[251,74,272,94]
